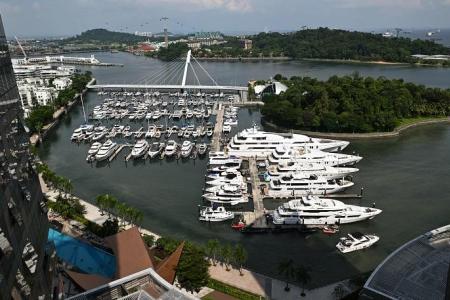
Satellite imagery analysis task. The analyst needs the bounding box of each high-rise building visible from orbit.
[0,14,53,299]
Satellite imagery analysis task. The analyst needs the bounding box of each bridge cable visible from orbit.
[191,55,218,86]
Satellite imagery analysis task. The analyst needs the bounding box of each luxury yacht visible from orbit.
[164,140,178,157]
[71,124,94,141]
[180,141,193,158]
[206,168,243,181]
[336,233,380,253]
[131,140,149,158]
[199,206,234,222]
[227,126,349,157]
[205,183,247,194]
[268,146,362,166]
[203,184,248,205]
[271,196,382,225]
[268,164,359,180]
[269,174,354,197]
[95,140,117,161]
[148,142,163,158]
[87,142,102,156]
[208,152,242,167]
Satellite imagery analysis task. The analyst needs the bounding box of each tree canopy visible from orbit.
[252,28,450,62]
[261,74,450,133]
[66,29,148,45]
[150,42,189,61]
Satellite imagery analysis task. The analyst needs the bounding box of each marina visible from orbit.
[38,51,450,287]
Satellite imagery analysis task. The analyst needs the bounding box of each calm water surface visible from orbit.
[39,52,450,286]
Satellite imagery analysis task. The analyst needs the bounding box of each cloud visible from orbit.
[98,0,253,12]
[331,0,450,8]
[0,1,21,14]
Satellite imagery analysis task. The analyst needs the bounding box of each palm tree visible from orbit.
[278,259,295,292]
[221,244,234,271]
[234,244,248,275]
[205,239,220,265]
[115,202,128,227]
[294,264,312,297]
[96,195,106,215]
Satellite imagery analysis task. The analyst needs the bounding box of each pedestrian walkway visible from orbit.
[209,264,356,300]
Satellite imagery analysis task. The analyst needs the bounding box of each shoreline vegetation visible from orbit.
[261,74,450,135]
[263,116,450,139]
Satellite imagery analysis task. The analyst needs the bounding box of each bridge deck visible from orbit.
[87,84,247,92]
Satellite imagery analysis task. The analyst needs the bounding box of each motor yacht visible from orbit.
[203,188,248,206]
[208,152,242,166]
[336,233,380,253]
[95,140,117,161]
[268,164,359,180]
[181,141,194,158]
[227,125,349,157]
[222,124,232,133]
[269,174,354,197]
[131,140,149,158]
[87,142,102,156]
[199,206,234,222]
[271,196,382,225]
[148,142,163,158]
[197,143,208,156]
[164,140,178,157]
[268,146,362,166]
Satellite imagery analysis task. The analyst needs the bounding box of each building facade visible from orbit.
[0,14,53,299]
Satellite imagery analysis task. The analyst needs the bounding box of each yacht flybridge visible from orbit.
[271,196,382,225]
[95,140,117,161]
[199,206,234,222]
[227,125,349,157]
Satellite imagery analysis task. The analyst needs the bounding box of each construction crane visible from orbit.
[15,36,28,62]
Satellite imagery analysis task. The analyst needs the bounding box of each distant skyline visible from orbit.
[1,0,450,37]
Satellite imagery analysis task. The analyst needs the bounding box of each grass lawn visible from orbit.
[205,279,262,300]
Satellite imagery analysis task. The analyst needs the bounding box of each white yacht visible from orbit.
[197,143,208,156]
[148,142,163,158]
[180,141,193,158]
[271,196,382,225]
[205,183,247,194]
[269,174,354,197]
[203,185,248,206]
[71,124,94,141]
[227,126,349,157]
[95,140,117,161]
[206,168,243,181]
[222,124,232,133]
[268,146,362,166]
[199,206,234,222]
[208,152,242,167]
[87,142,102,156]
[268,164,359,180]
[164,140,178,157]
[336,233,380,253]
[131,140,149,158]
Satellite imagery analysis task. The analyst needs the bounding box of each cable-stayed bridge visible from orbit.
[87,50,249,101]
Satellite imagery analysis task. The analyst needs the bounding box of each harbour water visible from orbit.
[38,52,450,286]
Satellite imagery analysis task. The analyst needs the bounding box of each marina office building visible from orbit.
[0,15,54,298]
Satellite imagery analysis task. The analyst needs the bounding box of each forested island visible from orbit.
[261,74,450,133]
[195,28,450,65]
[64,29,149,45]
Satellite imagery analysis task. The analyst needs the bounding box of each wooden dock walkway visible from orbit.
[243,158,268,227]
[210,104,224,152]
[108,144,125,162]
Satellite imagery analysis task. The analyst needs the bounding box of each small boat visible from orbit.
[180,141,193,158]
[131,139,149,158]
[87,142,102,155]
[336,232,379,253]
[197,143,207,156]
[148,142,163,158]
[322,225,340,235]
[95,140,117,161]
[231,221,246,230]
[164,140,178,157]
[222,125,231,133]
[199,206,234,222]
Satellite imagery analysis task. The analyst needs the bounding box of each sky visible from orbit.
[1,0,450,37]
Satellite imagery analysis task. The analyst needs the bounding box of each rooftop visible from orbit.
[362,224,450,299]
